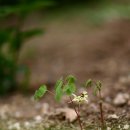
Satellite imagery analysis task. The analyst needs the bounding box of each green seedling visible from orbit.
[85,79,92,88]
[34,75,89,130]
[95,81,104,130]
[85,79,105,130]
[34,76,105,130]
[34,85,47,100]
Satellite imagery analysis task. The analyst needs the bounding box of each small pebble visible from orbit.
[107,127,111,130]
[108,114,119,119]
[34,115,42,123]
[113,93,129,106]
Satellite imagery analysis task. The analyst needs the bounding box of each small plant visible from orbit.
[85,79,105,129]
[34,75,88,130]
[95,81,104,129]
[34,75,105,130]
[0,0,54,95]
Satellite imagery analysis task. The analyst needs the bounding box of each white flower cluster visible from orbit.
[72,91,88,103]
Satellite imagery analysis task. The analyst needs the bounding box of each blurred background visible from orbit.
[0,0,130,95]
[0,1,130,129]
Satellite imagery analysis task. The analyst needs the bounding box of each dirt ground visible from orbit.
[0,12,130,129]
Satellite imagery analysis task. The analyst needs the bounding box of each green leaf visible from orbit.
[55,79,63,101]
[85,79,92,88]
[22,29,43,40]
[94,86,98,96]
[0,28,13,46]
[34,85,47,100]
[66,75,76,84]
[63,83,76,95]
[0,1,55,17]
[9,29,43,52]
[94,81,102,96]
[9,30,23,52]
[64,75,76,95]
[96,81,102,91]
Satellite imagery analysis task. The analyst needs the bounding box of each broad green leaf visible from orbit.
[66,75,76,84]
[85,79,92,88]
[63,83,76,95]
[55,79,63,101]
[64,75,76,95]
[34,85,47,100]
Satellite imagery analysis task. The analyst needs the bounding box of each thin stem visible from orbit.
[47,90,55,96]
[69,97,83,130]
[99,90,104,129]
[78,103,81,114]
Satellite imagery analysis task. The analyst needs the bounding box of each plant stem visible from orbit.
[69,97,83,130]
[47,90,55,96]
[78,103,81,114]
[99,91,104,129]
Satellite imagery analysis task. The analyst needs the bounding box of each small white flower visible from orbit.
[72,91,88,103]
[123,124,129,129]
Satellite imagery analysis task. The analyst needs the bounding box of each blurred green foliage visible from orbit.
[0,0,105,95]
[0,0,53,95]
[0,0,106,7]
